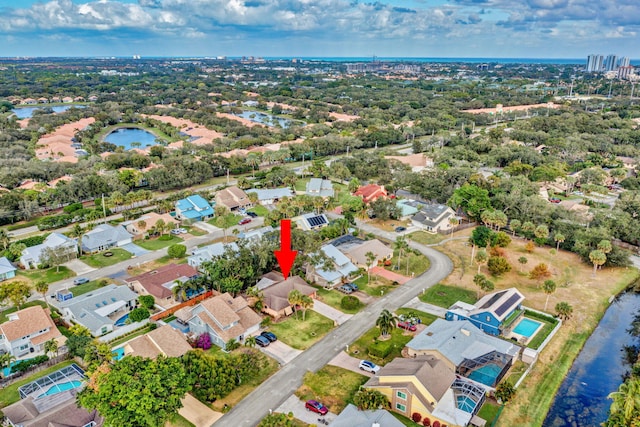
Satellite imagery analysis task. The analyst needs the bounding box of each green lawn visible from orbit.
[208,213,242,229]
[80,248,132,268]
[506,360,528,385]
[354,275,396,297]
[524,312,558,350]
[295,365,368,414]
[267,310,335,350]
[478,401,502,424]
[0,300,47,323]
[385,251,430,277]
[184,226,207,236]
[391,413,422,427]
[349,325,414,365]
[315,288,365,314]
[17,266,75,283]
[408,231,446,245]
[419,283,477,308]
[0,360,75,407]
[168,413,195,427]
[248,205,269,217]
[107,324,154,347]
[395,308,438,326]
[136,235,183,250]
[294,178,311,192]
[72,280,109,297]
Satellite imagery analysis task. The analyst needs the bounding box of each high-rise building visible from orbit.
[617,66,634,80]
[586,54,604,72]
[605,54,619,71]
[618,57,631,68]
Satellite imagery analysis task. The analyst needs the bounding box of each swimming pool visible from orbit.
[112,347,125,361]
[457,395,477,413]
[2,357,34,377]
[513,317,542,338]
[37,380,83,398]
[468,363,502,386]
[114,313,129,327]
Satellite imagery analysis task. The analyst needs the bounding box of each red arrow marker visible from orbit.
[274,219,298,279]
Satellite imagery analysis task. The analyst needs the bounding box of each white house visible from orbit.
[308,244,359,288]
[0,306,63,358]
[20,233,77,270]
[81,224,134,253]
[411,204,457,234]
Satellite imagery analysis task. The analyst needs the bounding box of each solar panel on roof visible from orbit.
[495,293,521,317]
[479,290,507,309]
[307,215,327,227]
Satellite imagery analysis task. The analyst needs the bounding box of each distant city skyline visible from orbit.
[0,0,638,59]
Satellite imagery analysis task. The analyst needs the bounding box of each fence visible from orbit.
[150,290,216,321]
[0,353,70,388]
[97,319,149,343]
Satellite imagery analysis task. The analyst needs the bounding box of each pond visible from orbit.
[12,104,85,119]
[104,127,159,150]
[543,291,640,427]
[234,110,296,128]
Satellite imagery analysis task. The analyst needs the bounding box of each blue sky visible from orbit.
[0,0,637,58]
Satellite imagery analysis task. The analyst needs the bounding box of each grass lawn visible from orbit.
[506,360,528,386]
[391,413,422,427]
[295,365,368,414]
[419,283,477,308]
[0,300,47,323]
[407,231,446,245]
[395,308,438,326]
[267,310,335,350]
[478,400,502,424]
[80,248,132,268]
[184,226,207,237]
[210,349,279,412]
[354,275,396,297]
[294,178,311,192]
[348,325,414,365]
[107,324,154,347]
[385,251,430,277]
[315,288,365,314]
[0,360,75,407]
[208,213,242,229]
[248,205,269,217]
[17,266,75,285]
[167,413,195,427]
[72,280,109,297]
[136,235,183,250]
[524,312,558,350]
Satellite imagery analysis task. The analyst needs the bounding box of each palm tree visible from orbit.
[299,295,314,321]
[555,301,573,320]
[509,219,521,237]
[475,249,488,274]
[448,216,459,237]
[518,256,528,273]
[44,339,58,357]
[247,153,260,178]
[543,279,556,311]
[365,251,376,284]
[35,280,49,309]
[0,228,10,251]
[554,232,565,251]
[589,250,607,277]
[598,239,613,256]
[394,236,408,271]
[376,309,396,337]
[172,280,187,302]
[608,378,640,425]
[245,336,257,348]
[0,353,16,374]
[521,221,535,239]
[288,289,303,319]
[534,224,549,244]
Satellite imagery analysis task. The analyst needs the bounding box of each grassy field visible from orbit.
[478,401,502,424]
[408,231,447,245]
[208,213,242,229]
[80,248,132,268]
[419,283,476,308]
[136,235,183,250]
[354,275,396,297]
[267,310,335,350]
[506,360,528,386]
[385,250,431,277]
[315,288,365,314]
[71,280,109,297]
[0,300,47,323]
[295,365,368,414]
[167,413,196,427]
[348,325,414,365]
[0,360,75,407]
[248,205,269,217]
[17,266,75,285]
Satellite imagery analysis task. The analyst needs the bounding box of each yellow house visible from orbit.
[363,356,486,427]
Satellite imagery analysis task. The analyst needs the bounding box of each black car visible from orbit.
[338,284,354,294]
[261,331,277,342]
[255,335,270,347]
[395,226,407,232]
[344,283,359,291]
[246,211,258,218]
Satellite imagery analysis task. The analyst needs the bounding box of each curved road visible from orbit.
[214,223,453,427]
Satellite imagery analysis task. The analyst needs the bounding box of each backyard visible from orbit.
[267,310,335,350]
[0,300,47,323]
[0,360,75,407]
[80,248,132,268]
[295,365,368,414]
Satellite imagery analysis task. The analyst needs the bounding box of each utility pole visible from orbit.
[102,194,107,223]
[226,168,229,185]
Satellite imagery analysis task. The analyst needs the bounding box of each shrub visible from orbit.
[529,263,551,280]
[525,241,535,253]
[196,333,212,350]
[496,382,515,403]
[12,355,49,373]
[433,421,441,427]
[368,340,394,359]
[491,231,511,247]
[487,256,511,276]
[412,412,423,423]
[340,295,361,310]
[16,235,47,247]
[138,295,155,309]
[129,307,150,322]
[423,418,431,427]
[167,243,187,258]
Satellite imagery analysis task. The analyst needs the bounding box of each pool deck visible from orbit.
[506,317,544,345]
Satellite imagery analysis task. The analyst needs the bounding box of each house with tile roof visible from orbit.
[215,186,252,211]
[411,203,457,234]
[446,288,525,336]
[246,187,294,204]
[81,224,134,253]
[0,306,63,358]
[182,293,262,349]
[258,274,317,319]
[307,244,359,288]
[354,184,388,204]
[342,239,393,269]
[123,325,192,359]
[58,284,138,336]
[175,195,214,222]
[20,233,77,270]
[306,178,334,198]
[124,212,178,238]
[363,356,486,427]
[0,256,17,281]
[125,263,199,306]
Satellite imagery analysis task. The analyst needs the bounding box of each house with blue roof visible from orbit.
[175,195,214,222]
[0,257,16,281]
[308,244,359,288]
[446,288,525,336]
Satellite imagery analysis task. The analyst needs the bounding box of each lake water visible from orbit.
[104,128,158,150]
[12,105,85,119]
[235,111,294,128]
[543,291,640,427]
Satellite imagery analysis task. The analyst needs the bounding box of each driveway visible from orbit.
[403,296,447,318]
[260,340,302,365]
[328,351,374,377]
[62,259,96,275]
[120,242,150,257]
[178,393,222,427]
[275,395,336,425]
[370,266,411,284]
[312,300,352,326]
[193,221,219,233]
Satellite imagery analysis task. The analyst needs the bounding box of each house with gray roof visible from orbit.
[294,212,329,231]
[81,223,134,253]
[308,244,359,288]
[406,319,519,387]
[20,233,77,270]
[306,178,334,198]
[246,187,294,204]
[0,256,16,281]
[237,225,275,241]
[330,403,404,427]
[58,284,138,336]
[411,203,457,234]
[188,242,239,269]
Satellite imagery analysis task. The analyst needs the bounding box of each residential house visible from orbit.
[306,178,334,198]
[215,186,252,211]
[294,212,329,231]
[353,184,388,204]
[385,153,434,172]
[237,225,275,241]
[258,274,317,319]
[411,204,457,234]
[61,97,73,103]
[0,306,63,358]
[123,325,192,359]
[181,293,262,348]
[342,239,393,269]
[406,319,520,387]
[124,212,178,238]
[307,244,359,288]
[446,288,526,336]
[81,224,134,253]
[330,404,405,427]
[58,284,138,336]
[0,257,17,281]
[188,242,238,269]
[363,356,485,427]
[125,263,199,306]
[20,233,77,270]
[246,187,294,205]
[175,195,214,222]
[22,98,37,105]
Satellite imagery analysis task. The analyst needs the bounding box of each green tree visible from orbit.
[598,239,613,255]
[543,279,557,311]
[394,236,409,272]
[606,378,640,426]
[35,280,49,309]
[139,295,155,309]
[376,309,396,337]
[8,242,26,261]
[167,244,186,259]
[473,274,487,298]
[518,256,528,273]
[0,281,31,308]
[449,184,491,221]
[44,339,58,357]
[353,388,390,410]
[496,382,515,403]
[129,307,150,322]
[78,356,189,427]
[288,289,303,320]
[521,221,535,239]
[299,295,314,321]
[366,251,376,284]
[509,219,521,237]
[554,232,565,251]
[487,256,511,276]
[555,301,573,320]
[245,336,257,348]
[589,249,607,277]
[475,249,488,274]
[0,228,10,251]
[534,224,549,245]
[258,413,295,427]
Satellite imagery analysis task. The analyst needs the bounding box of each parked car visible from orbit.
[177,228,187,234]
[397,321,417,331]
[255,335,270,347]
[305,400,328,415]
[73,277,90,285]
[359,360,380,373]
[345,283,358,291]
[338,284,354,294]
[170,229,181,235]
[548,198,561,203]
[395,226,407,232]
[246,211,258,218]
[261,331,277,342]
[238,217,252,225]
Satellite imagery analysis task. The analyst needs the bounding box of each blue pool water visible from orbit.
[467,363,502,387]
[168,319,190,333]
[456,395,477,413]
[513,317,542,337]
[114,313,129,327]
[37,380,82,397]
[112,347,125,361]
[12,105,85,119]
[104,128,158,150]
[2,358,34,377]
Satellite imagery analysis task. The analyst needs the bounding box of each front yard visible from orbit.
[267,310,335,350]
[315,288,365,314]
[419,283,476,308]
[207,213,242,229]
[80,248,132,268]
[17,266,75,285]
[407,230,447,245]
[295,365,368,414]
[353,275,396,297]
[136,234,183,250]
[348,324,415,365]
[385,250,431,277]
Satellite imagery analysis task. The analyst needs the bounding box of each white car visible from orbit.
[359,360,380,373]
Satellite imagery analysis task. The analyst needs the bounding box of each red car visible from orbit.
[397,321,417,331]
[238,217,252,225]
[305,400,328,415]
